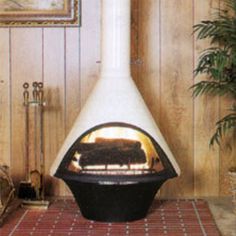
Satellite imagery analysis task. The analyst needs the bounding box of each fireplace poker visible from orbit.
[23,82,30,181]
[32,82,39,171]
[38,82,45,200]
[30,81,41,200]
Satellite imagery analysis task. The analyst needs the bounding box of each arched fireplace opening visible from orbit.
[55,122,177,181]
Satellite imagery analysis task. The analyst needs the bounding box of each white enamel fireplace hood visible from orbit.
[50,0,180,176]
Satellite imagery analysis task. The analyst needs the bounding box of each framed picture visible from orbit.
[0,0,80,27]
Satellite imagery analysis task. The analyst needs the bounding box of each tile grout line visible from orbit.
[192,201,207,236]
[8,210,28,236]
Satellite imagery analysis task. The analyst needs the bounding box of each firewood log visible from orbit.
[77,138,141,153]
[79,145,146,167]
[95,138,141,149]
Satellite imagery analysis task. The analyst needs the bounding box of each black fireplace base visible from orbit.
[64,178,165,222]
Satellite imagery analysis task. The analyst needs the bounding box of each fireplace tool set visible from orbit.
[18,82,49,209]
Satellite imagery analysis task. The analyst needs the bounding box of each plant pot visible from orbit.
[228,168,236,214]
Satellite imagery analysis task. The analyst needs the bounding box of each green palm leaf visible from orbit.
[192,0,236,146]
[210,110,236,146]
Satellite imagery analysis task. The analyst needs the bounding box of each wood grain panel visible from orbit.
[64,27,80,196]
[137,0,161,124]
[80,0,101,106]
[160,0,194,197]
[65,28,81,134]
[11,28,42,185]
[0,29,10,167]
[194,0,220,196]
[43,28,66,196]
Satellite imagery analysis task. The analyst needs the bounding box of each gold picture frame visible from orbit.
[0,0,80,27]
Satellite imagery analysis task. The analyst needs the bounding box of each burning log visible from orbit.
[77,138,141,152]
[79,146,146,167]
[95,138,141,148]
[75,138,146,168]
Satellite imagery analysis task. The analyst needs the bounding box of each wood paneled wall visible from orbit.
[0,0,235,197]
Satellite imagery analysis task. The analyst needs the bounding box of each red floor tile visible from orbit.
[0,199,220,236]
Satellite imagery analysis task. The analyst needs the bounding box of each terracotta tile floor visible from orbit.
[0,199,220,236]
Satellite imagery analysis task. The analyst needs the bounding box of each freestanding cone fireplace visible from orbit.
[50,0,180,222]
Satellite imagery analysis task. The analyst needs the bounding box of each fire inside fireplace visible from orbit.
[67,124,164,175]
[55,122,177,181]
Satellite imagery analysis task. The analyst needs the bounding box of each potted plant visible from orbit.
[192,0,236,211]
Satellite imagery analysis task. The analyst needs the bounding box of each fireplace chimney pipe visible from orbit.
[101,0,131,78]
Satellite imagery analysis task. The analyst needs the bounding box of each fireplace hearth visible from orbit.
[50,0,180,222]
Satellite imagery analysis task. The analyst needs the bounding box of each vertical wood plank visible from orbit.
[43,28,66,196]
[80,0,101,106]
[64,27,80,196]
[138,0,161,125]
[11,28,42,184]
[0,29,10,167]
[65,28,81,134]
[194,0,220,196]
[160,0,194,197]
